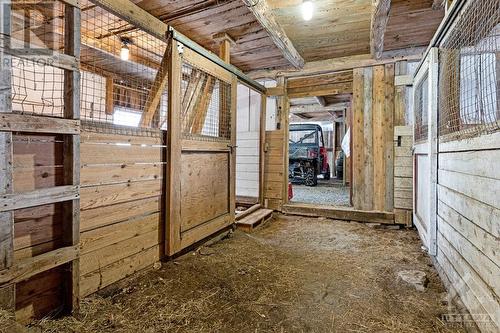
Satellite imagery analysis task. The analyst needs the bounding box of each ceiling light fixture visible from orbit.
[120,37,132,61]
[302,1,314,21]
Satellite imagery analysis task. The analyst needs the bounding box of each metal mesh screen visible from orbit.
[414,73,429,142]
[9,0,66,116]
[180,61,232,141]
[438,0,500,141]
[6,0,169,133]
[79,0,168,132]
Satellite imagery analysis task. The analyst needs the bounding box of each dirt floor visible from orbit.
[28,214,466,333]
[291,178,350,206]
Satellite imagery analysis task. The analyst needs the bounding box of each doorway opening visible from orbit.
[288,95,352,207]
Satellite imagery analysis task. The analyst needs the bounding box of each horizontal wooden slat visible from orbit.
[0,185,79,212]
[0,114,80,134]
[80,131,163,146]
[80,196,160,232]
[0,246,78,285]
[81,143,162,165]
[11,51,78,72]
[81,163,163,187]
[80,180,161,210]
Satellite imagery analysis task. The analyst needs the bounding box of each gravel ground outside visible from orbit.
[291,178,351,206]
[28,214,466,333]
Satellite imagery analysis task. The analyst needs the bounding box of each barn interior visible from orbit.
[0,0,498,332]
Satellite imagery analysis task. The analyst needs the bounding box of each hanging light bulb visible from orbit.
[302,1,314,21]
[120,43,129,61]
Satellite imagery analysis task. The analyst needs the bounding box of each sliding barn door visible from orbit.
[167,40,237,255]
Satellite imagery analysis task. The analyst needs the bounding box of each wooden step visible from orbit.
[236,208,273,232]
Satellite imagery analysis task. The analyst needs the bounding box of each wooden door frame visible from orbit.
[412,48,438,256]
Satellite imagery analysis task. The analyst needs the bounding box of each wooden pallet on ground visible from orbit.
[236,208,273,232]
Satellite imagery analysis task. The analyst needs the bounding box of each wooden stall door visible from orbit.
[167,41,237,255]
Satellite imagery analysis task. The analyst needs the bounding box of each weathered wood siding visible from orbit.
[263,130,286,210]
[435,132,500,332]
[12,134,66,322]
[393,126,413,225]
[352,64,395,212]
[79,129,165,297]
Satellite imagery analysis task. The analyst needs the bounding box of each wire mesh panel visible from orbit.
[438,0,500,141]
[414,73,429,142]
[9,0,66,117]
[79,0,168,132]
[180,60,232,141]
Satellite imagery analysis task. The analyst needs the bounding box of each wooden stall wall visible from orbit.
[351,64,395,212]
[79,128,165,297]
[435,133,500,332]
[393,126,413,225]
[236,84,261,203]
[263,82,288,211]
[12,134,66,322]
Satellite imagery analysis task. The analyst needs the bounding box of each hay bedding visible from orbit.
[26,215,466,333]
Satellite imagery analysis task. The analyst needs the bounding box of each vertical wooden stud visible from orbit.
[372,65,386,211]
[428,48,439,255]
[384,63,395,212]
[0,0,15,312]
[363,67,374,210]
[62,3,81,314]
[166,38,182,256]
[351,68,364,210]
[105,77,114,115]
[259,94,267,206]
[229,75,238,222]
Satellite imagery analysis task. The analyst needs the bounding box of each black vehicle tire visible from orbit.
[305,167,317,186]
[324,164,331,180]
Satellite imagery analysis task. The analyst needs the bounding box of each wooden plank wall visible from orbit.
[393,126,413,225]
[12,134,66,322]
[352,64,395,212]
[263,130,285,210]
[435,133,500,332]
[79,129,165,297]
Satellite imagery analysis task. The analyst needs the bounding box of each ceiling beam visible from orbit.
[247,51,423,79]
[370,0,391,60]
[242,0,304,69]
[290,102,349,114]
[315,96,327,107]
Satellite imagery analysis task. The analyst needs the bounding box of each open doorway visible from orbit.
[288,95,352,207]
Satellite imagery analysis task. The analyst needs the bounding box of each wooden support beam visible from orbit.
[140,44,171,127]
[88,0,168,41]
[166,39,182,256]
[62,3,81,314]
[0,113,80,134]
[212,32,235,64]
[315,96,327,107]
[191,77,216,133]
[0,0,15,312]
[371,0,391,60]
[105,77,114,115]
[287,82,353,98]
[242,0,304,69]
[290,103,349,114]
[248,52,423,79]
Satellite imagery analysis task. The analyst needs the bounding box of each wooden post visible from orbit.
[62,2,81,314]
[0,0,15,312]
[105,77,114,115]
[259,94,267,206]
[166,38,182,256]
[213,32,235,64]
[428,48,439,256]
